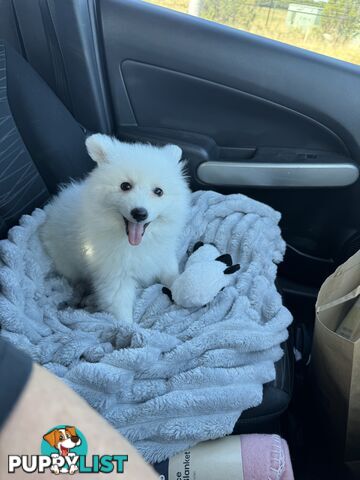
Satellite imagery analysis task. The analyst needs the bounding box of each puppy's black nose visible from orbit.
[131,207,148,222]
[71,435,79,443]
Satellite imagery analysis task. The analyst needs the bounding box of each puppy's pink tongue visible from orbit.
[127,222,144,246]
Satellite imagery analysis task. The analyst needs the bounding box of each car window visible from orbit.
[145,0,360,66]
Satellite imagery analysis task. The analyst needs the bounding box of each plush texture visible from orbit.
[163,242,240,308]
[0,190,292,463]
[241,434,294,480]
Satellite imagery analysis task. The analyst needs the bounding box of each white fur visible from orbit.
[40,134,191,323]
[169,244,239,308]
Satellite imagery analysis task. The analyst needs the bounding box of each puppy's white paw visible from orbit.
[109,304,134,324]
[114,313,134,324]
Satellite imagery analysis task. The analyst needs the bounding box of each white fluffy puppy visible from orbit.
[40,134,190,323]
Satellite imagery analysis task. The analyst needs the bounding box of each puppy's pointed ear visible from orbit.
[163,144,183,163]
[85,134,116,165]
[43,429,57,447]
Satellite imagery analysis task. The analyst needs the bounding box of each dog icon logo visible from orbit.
[9,425,127,475]
[42,426,85,475]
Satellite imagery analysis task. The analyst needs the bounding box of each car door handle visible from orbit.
[197,161,359,188]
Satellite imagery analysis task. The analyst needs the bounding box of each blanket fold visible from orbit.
[0,191,292,463]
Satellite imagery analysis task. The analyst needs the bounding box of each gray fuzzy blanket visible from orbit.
[0,190,292,463]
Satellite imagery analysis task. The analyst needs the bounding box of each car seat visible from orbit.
[0,40,293,434]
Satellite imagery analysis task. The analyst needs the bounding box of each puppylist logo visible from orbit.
[8,425,128,475]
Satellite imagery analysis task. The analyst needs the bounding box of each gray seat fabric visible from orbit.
[0,41,48,237]
[0,40,93,238]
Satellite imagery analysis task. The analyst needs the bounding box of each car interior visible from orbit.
[1,0,360,478]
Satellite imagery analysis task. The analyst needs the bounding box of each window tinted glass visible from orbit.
[145,0,360,66]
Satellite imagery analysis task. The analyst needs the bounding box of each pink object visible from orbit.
[240,434,294,480]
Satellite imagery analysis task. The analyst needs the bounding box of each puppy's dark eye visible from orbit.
[120,182,132,191]
[154,187,163,197]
